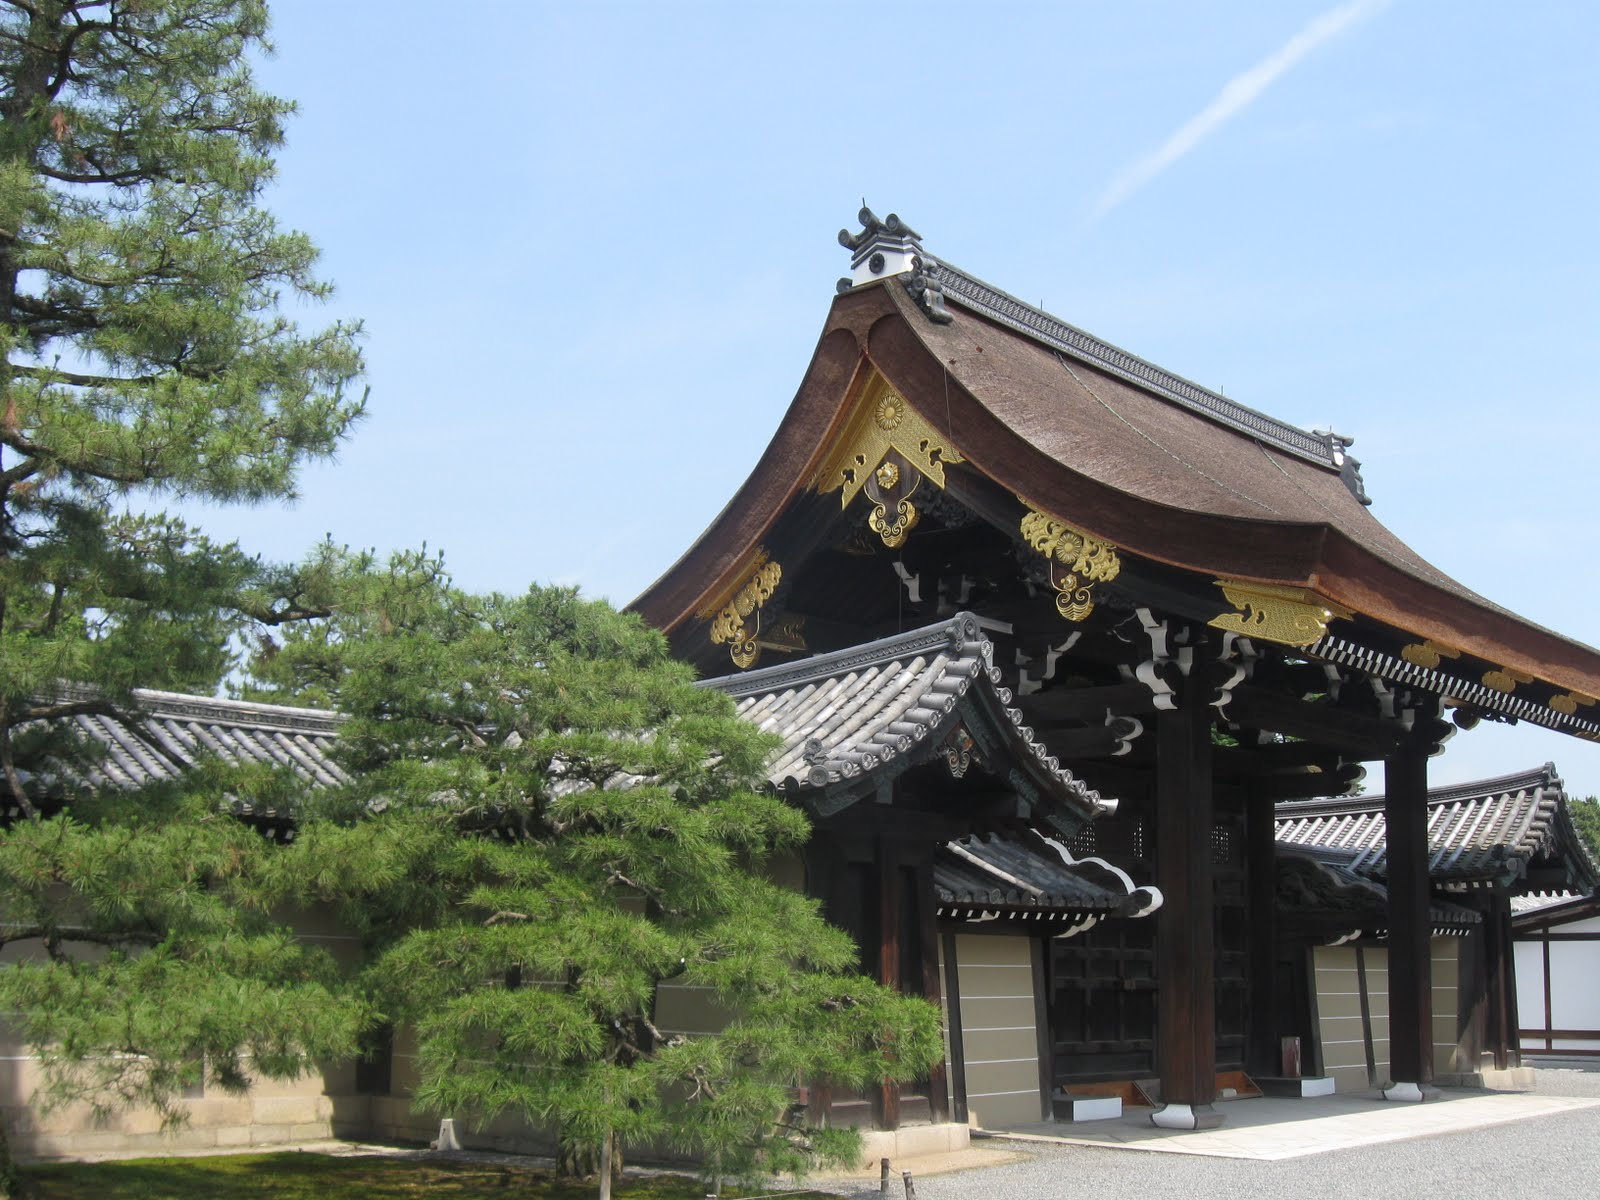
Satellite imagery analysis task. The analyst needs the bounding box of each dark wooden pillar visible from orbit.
[1384,744,1434,1096]
[1244,786,1280,1077]
[915,857,951,1123]
[1153,679,1220,1127]
[874,836,901,1130]
[940,928,969,1124]
[1484,890,1519,1071]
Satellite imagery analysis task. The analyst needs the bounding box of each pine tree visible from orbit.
[0,0,365,803]
[1571,796,1600,862]
[0,3,365,1191]
[254,552,946,1197]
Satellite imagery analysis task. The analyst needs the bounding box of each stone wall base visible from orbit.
[853,1122,970,1168]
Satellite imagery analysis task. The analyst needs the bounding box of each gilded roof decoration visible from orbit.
[1019,505,1121,622]
[1209,581,1348,648]
[1482,665,1534,694]
[1400,640,1460,670]
[703,550,782,670]
[811,374,965,549]
[1549,691,1596,716]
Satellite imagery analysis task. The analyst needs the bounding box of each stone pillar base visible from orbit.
[1150,1103,1224,1130]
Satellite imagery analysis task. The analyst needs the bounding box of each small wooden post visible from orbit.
[879,1157,892,1195]
[902,1169,918,1199]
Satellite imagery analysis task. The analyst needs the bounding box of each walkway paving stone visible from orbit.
[979,1088,1600,1159]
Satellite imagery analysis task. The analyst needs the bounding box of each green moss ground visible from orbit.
[25,1152,844,1199]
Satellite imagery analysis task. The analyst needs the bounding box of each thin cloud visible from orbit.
[1094,0,1390,218]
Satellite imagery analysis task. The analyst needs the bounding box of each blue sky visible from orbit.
[198,1,1600,795]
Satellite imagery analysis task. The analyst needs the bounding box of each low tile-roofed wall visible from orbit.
[10,688,348,822]
[1275,763,1599,893]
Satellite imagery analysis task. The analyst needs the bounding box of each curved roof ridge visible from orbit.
[703,613,1108,826]
[700,612,990,698]
[1278,762,1559,816]
[40,681,346,736]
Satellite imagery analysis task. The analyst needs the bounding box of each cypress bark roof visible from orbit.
[632,220,1600,725]
[1274,763,1599,893]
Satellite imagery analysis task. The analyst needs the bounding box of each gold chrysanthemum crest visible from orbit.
[811,373,965,549]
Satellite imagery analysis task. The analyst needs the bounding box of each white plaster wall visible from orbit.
[1517,913,1600,1054]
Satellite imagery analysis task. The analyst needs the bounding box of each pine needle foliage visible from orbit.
[1571,796,1600,862]
[0,0,366,814]
[0,763,368,1187]
[0,3,365,1192]
[254,552,945,1192]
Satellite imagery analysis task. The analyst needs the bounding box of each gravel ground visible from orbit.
[825,1064,1600,1200]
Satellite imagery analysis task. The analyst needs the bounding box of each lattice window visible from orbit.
[1066,824,1097,857]
[1211,824,1236,867]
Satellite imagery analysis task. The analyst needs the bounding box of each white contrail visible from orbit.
[1093,0,1390,218]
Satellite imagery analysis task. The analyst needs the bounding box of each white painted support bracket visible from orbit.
[1149,1102,1224,1130]
[1380,1081,1439,1103]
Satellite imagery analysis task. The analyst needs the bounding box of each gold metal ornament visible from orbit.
[1207,581,1349,647]
[811,373,965,551]
[869,496,918,549]
[704,551,783,669]
[1548,689,1598,715]
[1549,691,1596,716]
[1019,506,1122,621]
[1400,640,1460,670]
[1481,666,1534,694]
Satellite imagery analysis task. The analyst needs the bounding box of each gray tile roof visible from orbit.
[701,613,1110,827]
[1511,891,1600,929]
[1275,763,1599,893]
[935,832,1161,927]
[14,688,347,820]
[1276,846,1481,932]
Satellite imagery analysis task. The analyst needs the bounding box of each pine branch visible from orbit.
[8,362,158,388]
[12,697,123,723]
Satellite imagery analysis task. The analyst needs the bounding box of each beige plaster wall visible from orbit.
[1312,937,1462,1092]
[950,933,1042,1128]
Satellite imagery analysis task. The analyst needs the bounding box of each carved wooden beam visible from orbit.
[1215,742,1349,778]
[1019,682,1161,724]
[1248,763,1366,802]
[1225,687,1408,758]
[1025,716,1144,760]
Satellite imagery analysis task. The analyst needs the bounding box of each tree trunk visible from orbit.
[0,1121,27,1199]
[598,1129,612,1200]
